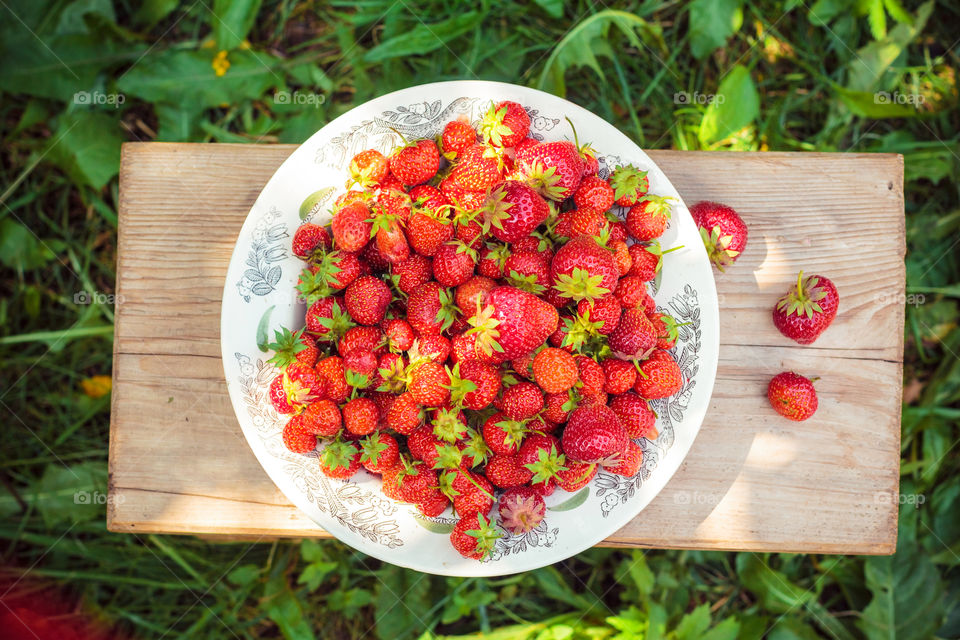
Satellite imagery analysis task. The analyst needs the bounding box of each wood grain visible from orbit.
[109,143,904,554]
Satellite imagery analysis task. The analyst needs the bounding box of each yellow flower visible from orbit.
[81,375,112,399]
[212,50,230,77]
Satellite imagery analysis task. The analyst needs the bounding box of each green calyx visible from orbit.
[494,417,528,448]
[561,311,605,354]
[315,300,355,343]
[639,194,674,219]
[321,438,358,470]
[465,302,505,357]
[466,513,503,560]
[480,102,514,148]
[522,161,565,201]
[432,407,469,443]
[643,241,683,275]
[359,433,389,466]
[432,443,464,471]
[700,225,739,271]
[443,364,479,412]
[506,270,546,295]
[433,287,460,333]
[524,445,568,485]
[553,267,611,303]
[609,164,648,202]
[376,357,409,394]
[266,327,310,368]
[460,427,492,467]
[776,271,828,319]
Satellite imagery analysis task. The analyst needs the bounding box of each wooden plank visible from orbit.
[109,143,904,553]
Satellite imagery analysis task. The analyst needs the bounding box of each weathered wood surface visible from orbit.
[108,143,904,554]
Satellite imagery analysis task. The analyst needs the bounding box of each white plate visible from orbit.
[221,80,719,577]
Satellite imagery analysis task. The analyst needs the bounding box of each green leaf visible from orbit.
[374,565,431,640]
[46,111,124,189]
[845,0,933,92]
[547,486,590,511]
[698,65,759,147]
[736,554,813,614]
[32,462,108,527]
[0,219,56,271]
[227,564,260,586]
[154,103,203,142]
[328,587,374,617]
[211,0,264,50]
[866,0,887,39]
[300,188,336,221]
[538,10,664,96]
[831,85,917,118]
[364,12,483,62]
[256,305,275,352]
[133,0,182,27]
[298,560,337,592]
[768,618,822,640]
[807,0,855,25]
[616,550,654,596]
[674,603,711,639]
[857,546,945,640]
[263,574,316,640]
[533,0,564,18]
[688,0,745,60]
[701,617,741,640]
[413,516,455,534]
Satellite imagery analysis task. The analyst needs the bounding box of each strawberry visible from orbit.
[609,391,658,439]
[338,325,384,357]
[376,352,407,394]
[343,348,377,388]
[649,312,682,350]
[386,391,422,434]
[772,272,840,345]
[689,201,748,271]
[267,327,318,369]
[360,432,399,473]
[552,210,574,240]
[517,433,562,469]
[573,176,615,212]
[555,461,597,492]
[614,276,648,310]
[348,149,389,188]
[458,427,493,468]
[430,407,469,443]
[480,100,530,148]
[456,361,501,410]
[532,347,579,394]
[498,486,546,534]
[406,281,458,336]
[389,138,439,186]
[455,214,485,249]
[610,240,632,276]
[292,223,331,258]
[607,440,643,476]
[561,404,629,464]
[414,335,452,362]
[485,454,533,488]
[440,176,487,212]
[450,512,502,560]
[455,275,496,318]
[391,254,433,294]
[448,471,495,516]
[383,318,415,351]
[628,241,679,282]
[440,119,477,159]
[483,180,550,244]
[516,140,584,201]
[633,349,683,399]
[574,355,605,398]
[500,381,544,420]
[503,251,550,294]
[602,357,637,395]
[304,295,347,338]
[316,356,350,404]
[608,308,657,360]
[342,396,379,435]
[330,201,372,253]
[467,286,559,360]
[451,144,503,191]
[380,462,405,500]
[433,241,476,287]
[283,362,324,406]
[371,212,409,264]
[300,399,342,436]
[408,425,444,466]
[450,331,498,365]
[408,361,451,406]
[344,275,391,326]
[270,374,297,414]
[768,372,819,421]
[417,491,450,517]
[398,464,438,503]
[626,195,673,241]
[477,243,510,279]
[576,295,621,336]
[318,439,361,479]
[609,165,649,206]
[282,416,316,453]
[407,207,453,257]
[482,412,527,456]
[551,236,619,303]
[313,250,363,291]
[541,391,573,423]
[569,209,609,239]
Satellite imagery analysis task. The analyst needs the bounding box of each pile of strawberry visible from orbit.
[268,101,688,561]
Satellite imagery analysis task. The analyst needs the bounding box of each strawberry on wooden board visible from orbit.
[689,200,748,271]
[772,271,840,344]
[768,372,819,421]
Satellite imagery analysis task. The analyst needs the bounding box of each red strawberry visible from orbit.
[417,491,450,517]
[318,439,362,479]
[483,180,550,244]
[541,391,573,423]
[342,397,379,435]
[439,176,487,212]
[498,486,546,534]
[408,425,444,466]
[450,512,502,560]
[348,149,389,188]
[386,391,422,434]
[267,327,319,369]
[360,432,399,473]
[503,251,550,294]
[609,391,658,439]
[689,201,748,271]
[270,374,297,414]
[480,100,530,148]
[283,362,324,405]
[381,462,405,500]
[500,382,543,420]
[440,119,477,159]
[330,201,372,253]
[768,372,819,421]
[433,241,476,287]
[614,276,648,310]
[343,347,377,388]
[383,318,415,351]
[607,440,643,476]
[282,416,316,453]
[576,295,621,335]
[305,297,346,338]
[626,195,673,241]
[772,272,840,345]
[408,361,451,406]
[608,308,657,360]
[389,139,439,186]
[485,454,533,488]
[292,223,331,258]
[573,176,615,212]
[377,352,407,394]
[406,281,458,336]
[649,312,682,350]
[568,209,609,239]
[601,358,637,395]
[455,275,496,318]
[414,335,452,363]
[477,243,510,279]
[391,254,433,294]
[516,140,584,201]
[609,164,649,206]
[551,236,619,303]
[316,356,350,403]
[532,347,579,394]
[300,399,342,436]
[407,207,453,257]
[629,241,678,282]
[456,361,501,410]
[398,464,438,503]
[344,275,391,326]
[371,213,409,264]
[455,215,485,249]
[449,471,495,516]
[555,461,597,492]
[450,331,498,365]
[319,251,363,290]
[482,412,527,456]
[517,433,561,469]
[562,404,629,464]
[574,355,605,398]
[633,349,683,399]
[451,143,503,191]
[468,286,559,361]
[338,325,384,357]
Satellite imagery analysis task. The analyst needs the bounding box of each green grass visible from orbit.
[1,0,959,638]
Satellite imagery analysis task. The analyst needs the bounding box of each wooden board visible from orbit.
[108,143,905,554]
